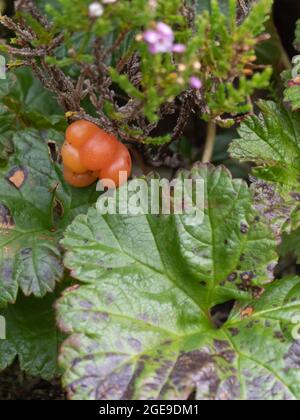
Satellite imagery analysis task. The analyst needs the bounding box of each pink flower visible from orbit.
[172,44,186,53]
[143,30,159,44]
[189,76,202,89]
[156,22,174,40]
[143,22,186,55]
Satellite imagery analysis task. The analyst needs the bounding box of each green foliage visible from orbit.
[280,228,300,264]
[105,0,273,124]
[0,62,102,374]
[283,61,300,111]
[2,0,274,144]
[283,19,300,110]
[0,126,98,376]
[200,0,272,121]
[58,276,300,399]
[0,67,65,167]
[0,69,66,132]
[0,128,100,308]
[229,100,300,233]
[0,293,61,380]
[295,18,300,52]
[47,0,183,36]
[230,100,300,187]
[1,0,300,401]
[56,165,300,400]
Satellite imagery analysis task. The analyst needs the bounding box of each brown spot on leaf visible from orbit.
[290,192,300,202]
[240,222,249,234]
[284,340,300,369]
[217,376,240,400]
[122,361,145,399]
[240,306,254,319]
[65,284,80,293]
[0,204,14,228]
[229,328,239,337]
[79,300,93,309]
[252,286,264,299]
[159,350,220,399]
[240,271,254,286]
[227,272,237,282]
[128,338,142,352]
[274,331,284,341]
[7,167,28,189]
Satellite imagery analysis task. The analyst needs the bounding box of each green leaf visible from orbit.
[229,100,300,233]
[0,129,99,306]
[221,276,300,400]
[0,74,15,98]
[0,293,61,380]
[284,83,300,111]
[57,265,300,399]
[0,227,63,305]
[0,126,99,376]
[280,228,300,264]
[294,18,300,52]
[56,164,293,400]
[229,101,300,187]
[282,52,300,111]
[61,164,277,303]
[195,0,232,14]
[0,69,66,131]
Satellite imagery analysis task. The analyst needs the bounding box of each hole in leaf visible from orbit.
[52,198,65,227]
[210,300,235,329]
[48,141,60,162]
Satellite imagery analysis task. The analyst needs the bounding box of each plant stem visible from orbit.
[202,121,216,163]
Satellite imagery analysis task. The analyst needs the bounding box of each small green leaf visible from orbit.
[280,228,300,264]
[0,227,63,304]
[229,100,300,233]
[0,293,61,380]
[229,101,300,187]
[1,69,66,130]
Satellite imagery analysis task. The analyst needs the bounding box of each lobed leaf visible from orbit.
[230,101,300,186]
[229,100,300,233]
[0,125,100,377]
[0,128,99,305]
[55,164,298,401]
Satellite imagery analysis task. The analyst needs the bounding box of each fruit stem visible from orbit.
[202,121,216,163]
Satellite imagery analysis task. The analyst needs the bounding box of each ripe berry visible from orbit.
[99,143,132,188]
[61,142,88,174]
[80,129,119,171]
[63,167,98,188]
[66,120,100,149]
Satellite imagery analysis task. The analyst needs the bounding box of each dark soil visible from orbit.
[0,362,66,400]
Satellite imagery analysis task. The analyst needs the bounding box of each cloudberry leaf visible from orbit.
[55,164,299,401]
